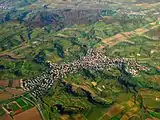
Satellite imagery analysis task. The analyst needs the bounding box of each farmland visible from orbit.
[0,0,160,120]
[13,107,42,120]
[0,93,36,119]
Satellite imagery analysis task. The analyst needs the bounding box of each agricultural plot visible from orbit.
[5,88,24,95]
[0,0,160,120]
[0,94,35,119]
[8,102,20,111]
[0,114,12,120]
[0,80,9,87]
[13,107,42,120]
[0,92,12,101]
[16,98,27,107]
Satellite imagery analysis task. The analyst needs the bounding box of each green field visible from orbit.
[8,102,20,111]
[0,0,160,120]
[0,107,5,116]
[16,98,27,107]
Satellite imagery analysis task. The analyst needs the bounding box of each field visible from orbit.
[5,88,24,95]
[0,80,9,87]
[0,114,12,120]
[16,98,27,107]
[0,107,5,116]
[0,87,24,102]
[0,92,36,119]
[13,107,42,120]
[139,89,160,108]
[0,92,12,101]
[0,0,160,120]
[12,80,21,88]
[8,102,20,111]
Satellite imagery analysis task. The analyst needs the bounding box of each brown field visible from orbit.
[59,114,70,120]
[73,114,85,120]
[135,3,151,8]
[14,107,42,120]
[146,117,159,120]
[0,87,24,101]
[106,104,124,117]
[135,28,148,35]
[101,31,135,48]
[121,114,129,120]
[0,92,12,101]
[12,80,21,88]
[128,115,141,120]
[0,114,12,120]
[100,104,124,120]
[100,21,160,49]
[0,79,21,88]
[145,27,160,39]
[147,75,160,85]
[59,114,85,120]
[102,34,127,47]
[5,88,24,95]
[0,80,9,87]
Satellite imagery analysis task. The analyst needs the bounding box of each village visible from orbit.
[22,49,150,97]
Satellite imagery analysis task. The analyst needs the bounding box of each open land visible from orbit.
[0,0,160,120]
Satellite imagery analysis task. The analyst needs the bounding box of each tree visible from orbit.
[54,43,64,58]
[34,50,46,64]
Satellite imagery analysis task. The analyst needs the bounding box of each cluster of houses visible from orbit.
[22,49,150,97]
[125,60,150,76]
[22,72,53,97]
[0,3,11,10]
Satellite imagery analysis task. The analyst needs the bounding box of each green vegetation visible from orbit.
[86,106,108,120]
[0,107,5,116]
[150,111,160,119]
[0,1,160,120]
[21,102,33,111]
[16,98,27,107]
[0,58,47,80]
[8,103,20,111]
[34,50,47,64]
[0,22,26,51]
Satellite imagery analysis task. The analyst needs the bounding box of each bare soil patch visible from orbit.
[100,22,160,49]
[135,3,151,8]
[0,80,9,87]
[14,107,42,120]
[12,80,21,88]
[147,75,160,85]
[107,105,124,117]
[0,114,12,120]
[102,33,133,47]
[0,92,12,101]
[5,88,24,96]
